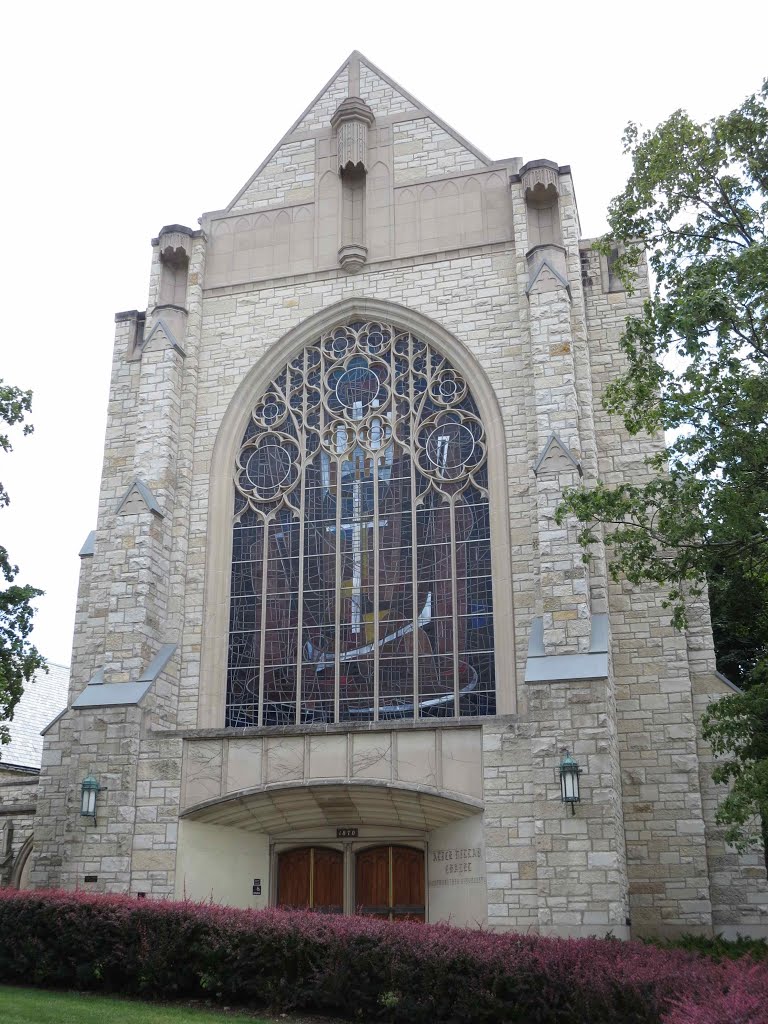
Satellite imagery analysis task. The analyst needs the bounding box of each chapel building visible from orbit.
[25,53,768,938]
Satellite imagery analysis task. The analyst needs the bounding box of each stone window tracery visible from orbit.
[226,321,495,726]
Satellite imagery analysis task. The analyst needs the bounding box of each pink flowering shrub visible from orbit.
[0,889,766,1023]
[663,960,768,1024]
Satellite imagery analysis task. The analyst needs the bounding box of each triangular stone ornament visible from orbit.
[115,478,164,518]
[533,434,583,477]
[142,319,186,357]
[526,259,572,299]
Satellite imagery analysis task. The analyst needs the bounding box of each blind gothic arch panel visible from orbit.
[225,319,497,727]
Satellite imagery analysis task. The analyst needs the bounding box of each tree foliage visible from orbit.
[701,664,768,857]
[0,380,44,749]
[558,79,768,641]
[556,82,768,851]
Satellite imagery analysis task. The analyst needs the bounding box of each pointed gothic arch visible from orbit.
[199,298,515,727]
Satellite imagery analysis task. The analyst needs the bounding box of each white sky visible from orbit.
[1,0,766,666]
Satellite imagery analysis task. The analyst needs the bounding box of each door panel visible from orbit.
[355,845,425,921]
[355,845,391,918]
[392,846,425,920]
[277,846,343,913]
[277,847,312,908]
[313,847,344,913]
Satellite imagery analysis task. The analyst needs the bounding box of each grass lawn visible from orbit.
[0,986,270,1024]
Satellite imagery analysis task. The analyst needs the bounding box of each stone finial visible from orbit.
[331,97,375,175]
[337,243,368,274]
[519,159,561,199]
[157,224,194,268]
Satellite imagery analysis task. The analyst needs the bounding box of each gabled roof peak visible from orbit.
[225,50,494,213]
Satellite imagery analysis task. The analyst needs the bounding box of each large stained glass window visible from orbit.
[226,322,495,726]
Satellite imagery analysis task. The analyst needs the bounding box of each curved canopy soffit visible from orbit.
[210,296,508,485]
[181,779,484,834]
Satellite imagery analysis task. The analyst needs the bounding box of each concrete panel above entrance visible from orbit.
[179,725,484,813]
[181,778,483,833]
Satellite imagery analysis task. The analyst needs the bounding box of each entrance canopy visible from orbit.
[181,779,482,833]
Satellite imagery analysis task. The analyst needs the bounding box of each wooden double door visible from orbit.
[277,844,425,921]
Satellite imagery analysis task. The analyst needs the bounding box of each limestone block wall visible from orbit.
[30,232,200,891]
[295,67,349,132]
[31,704,144,891]
[129,727,183,897]
[393,118,485,184]
[482,718,538,932]
[359,61,417,117]
[582,243,714,936]
[526,679,629,938]
[76,315,142,691]
[231,140,316,213]
[29,690,182,897]
[70,545,94,704]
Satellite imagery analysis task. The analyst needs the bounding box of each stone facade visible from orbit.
[23,51,768,938]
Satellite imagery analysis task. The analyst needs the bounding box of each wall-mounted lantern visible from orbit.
[558,750,582,814]
[80,775,104,823]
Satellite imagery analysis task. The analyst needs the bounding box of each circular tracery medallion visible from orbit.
[425,420,476,475]
[335,365,381,413]
[241,435,299,501]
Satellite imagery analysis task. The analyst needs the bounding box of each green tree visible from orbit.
[0,380,45,750]
[556,82,768,851]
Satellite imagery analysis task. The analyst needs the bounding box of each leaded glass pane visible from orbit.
[226,322,496,726]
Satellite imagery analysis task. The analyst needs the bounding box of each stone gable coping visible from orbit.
[533,433,583,477]
[141,318,186,358]
[525,258,572,298]
[71,643,177,709]
[78,530,96,557]
[524,614,608,683]
[115,479,164,518]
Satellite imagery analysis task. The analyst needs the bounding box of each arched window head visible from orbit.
[227,321,495,726]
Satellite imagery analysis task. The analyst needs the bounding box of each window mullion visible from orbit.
[372,452,380,723]
[409,341,420,719]
[257,519,270,727]
[295,354,308,724]
[449,499,460,717]
[333,451,342,724]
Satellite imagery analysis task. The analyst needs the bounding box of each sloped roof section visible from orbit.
[1,663,69,771]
